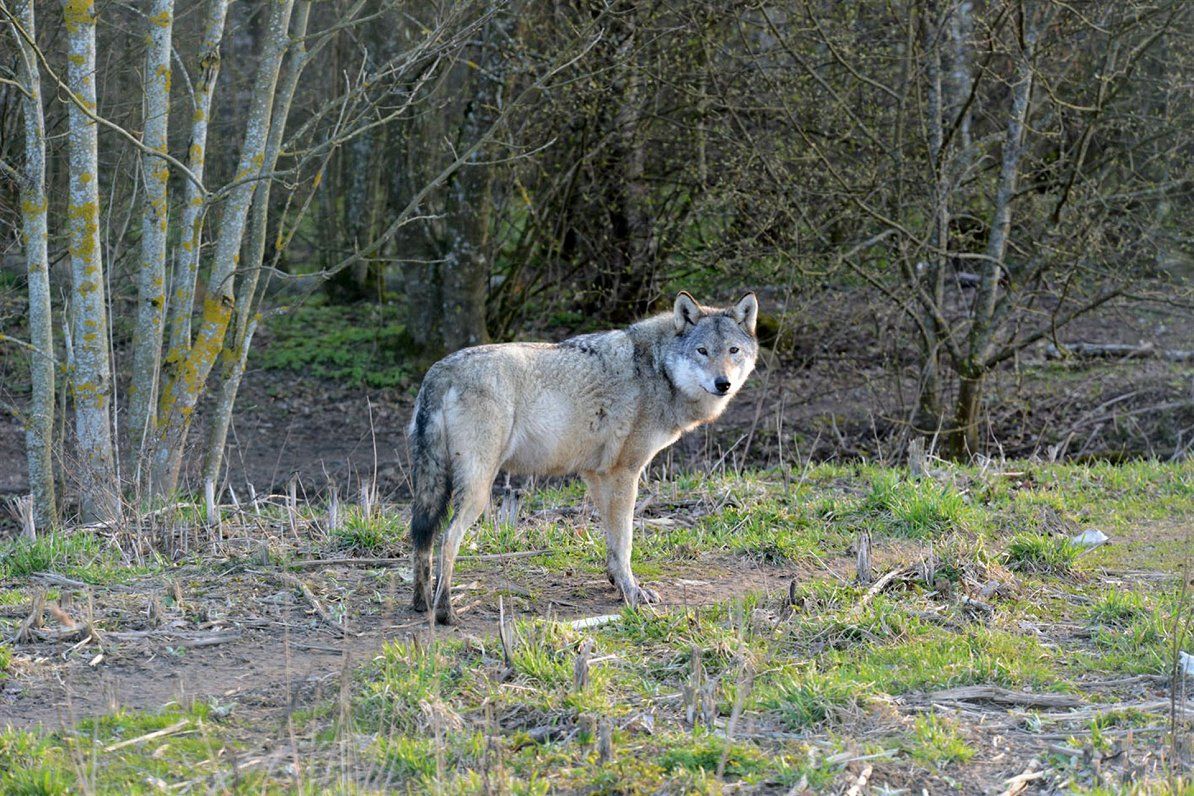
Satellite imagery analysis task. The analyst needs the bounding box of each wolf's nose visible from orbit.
[714,377,731,394]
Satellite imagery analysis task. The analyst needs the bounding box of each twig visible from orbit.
[912,685,1082,708]
[286,549,549,568]
[844,764,873,796]
[997,760,1043,796]
[260,571,345,637]
[856,566,913,609]
[103,719,191,752]
[570,614,622,630]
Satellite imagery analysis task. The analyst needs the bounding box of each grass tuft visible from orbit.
[1005,533,1081,574]
[905,714,975,767]
[331,510,403,553]
[863,471,977,538]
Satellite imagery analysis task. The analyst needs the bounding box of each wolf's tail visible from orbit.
[409,381,452,554]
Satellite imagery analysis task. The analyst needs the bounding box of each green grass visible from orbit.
[1005,532,1082,574]
[0,703,252,795]
[904,714,975,767]
[0,531,140,584]
[330,509,404,553]
[254,300,415,388]
[1,460,1189,792]
[863,470,979,538]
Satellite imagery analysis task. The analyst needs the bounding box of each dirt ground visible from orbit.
[0,542,796,733]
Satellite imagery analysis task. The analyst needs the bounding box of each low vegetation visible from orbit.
[0,461,1189,792]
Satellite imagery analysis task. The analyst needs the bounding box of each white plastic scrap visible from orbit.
[1071,529,1110,548]
[1181,651,1194,678]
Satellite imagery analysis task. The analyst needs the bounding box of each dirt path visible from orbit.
[1,553,796,731]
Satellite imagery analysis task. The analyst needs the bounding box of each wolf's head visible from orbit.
[664,291,759,403]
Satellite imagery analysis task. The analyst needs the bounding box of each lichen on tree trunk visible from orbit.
[61,0,120,522]
[12,0,57,527]
[128,0,175,464]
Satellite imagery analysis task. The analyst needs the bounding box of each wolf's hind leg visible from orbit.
[432,472,493,625]
[412,545,433,613]
[589,470,660,608]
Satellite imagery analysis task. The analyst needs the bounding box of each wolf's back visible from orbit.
[408,375,452,553]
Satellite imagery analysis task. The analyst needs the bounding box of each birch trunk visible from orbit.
[166,0,229,359]
[62,0,120,522]
[202,1,311,486]
[128,0,175,461]
[150,0,295,497]
[11,0,57,527]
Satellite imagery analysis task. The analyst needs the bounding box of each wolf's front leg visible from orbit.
[590,470,660,607]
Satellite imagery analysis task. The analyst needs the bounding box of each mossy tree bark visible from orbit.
[61,0,120,522]
[202,1,312,487]
[10,0,57,527]
[128,0,175,463]
[165,0,229,361]
[150,0,296,498]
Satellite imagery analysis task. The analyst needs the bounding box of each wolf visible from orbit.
[407,291,759,625]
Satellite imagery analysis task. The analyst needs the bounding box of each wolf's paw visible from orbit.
[435,603,459,626]
[622,583,661,608]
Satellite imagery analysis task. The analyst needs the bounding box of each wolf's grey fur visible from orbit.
[408,291,759,624]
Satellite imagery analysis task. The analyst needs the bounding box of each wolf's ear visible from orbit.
[674,291,701,333]
[732,292,758,336]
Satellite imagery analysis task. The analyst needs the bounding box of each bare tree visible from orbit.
[127,0,175,460]
[7,0,56,527]
[148,0,296,497]
[61,0,120,522]
[202,0,314,486]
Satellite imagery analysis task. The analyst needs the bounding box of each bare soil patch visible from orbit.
[0,549,792,732]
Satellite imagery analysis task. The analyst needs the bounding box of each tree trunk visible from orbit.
[948,8,1040,459]
[166,0,230,360]
[917,3,949,432]
[150,0,295,498]
[948,373,984,459]
[128,0,175,462]
[440,20,503,353]
[202,1,311,487]
[593,1,655,319]
[11,0,57,527]
[61,0,120,523]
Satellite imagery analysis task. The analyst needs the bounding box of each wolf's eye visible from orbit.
[697,347,708,356]
[729,347,739,354]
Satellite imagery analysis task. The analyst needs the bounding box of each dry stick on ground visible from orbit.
[997,760,1043,796]
[260,571,345,637]
[286,549,550,568]
[856,566,914,610]
[844,764,873,796]
[912,685,1083,708]
[103,719,191,753]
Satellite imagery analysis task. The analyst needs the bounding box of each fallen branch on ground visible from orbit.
[856,566,913,610]
[912,685,1083,708]
[286,549,549,569]
[259,571,346,637]
[103,719,191,753]
[1045,342,1193,362]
